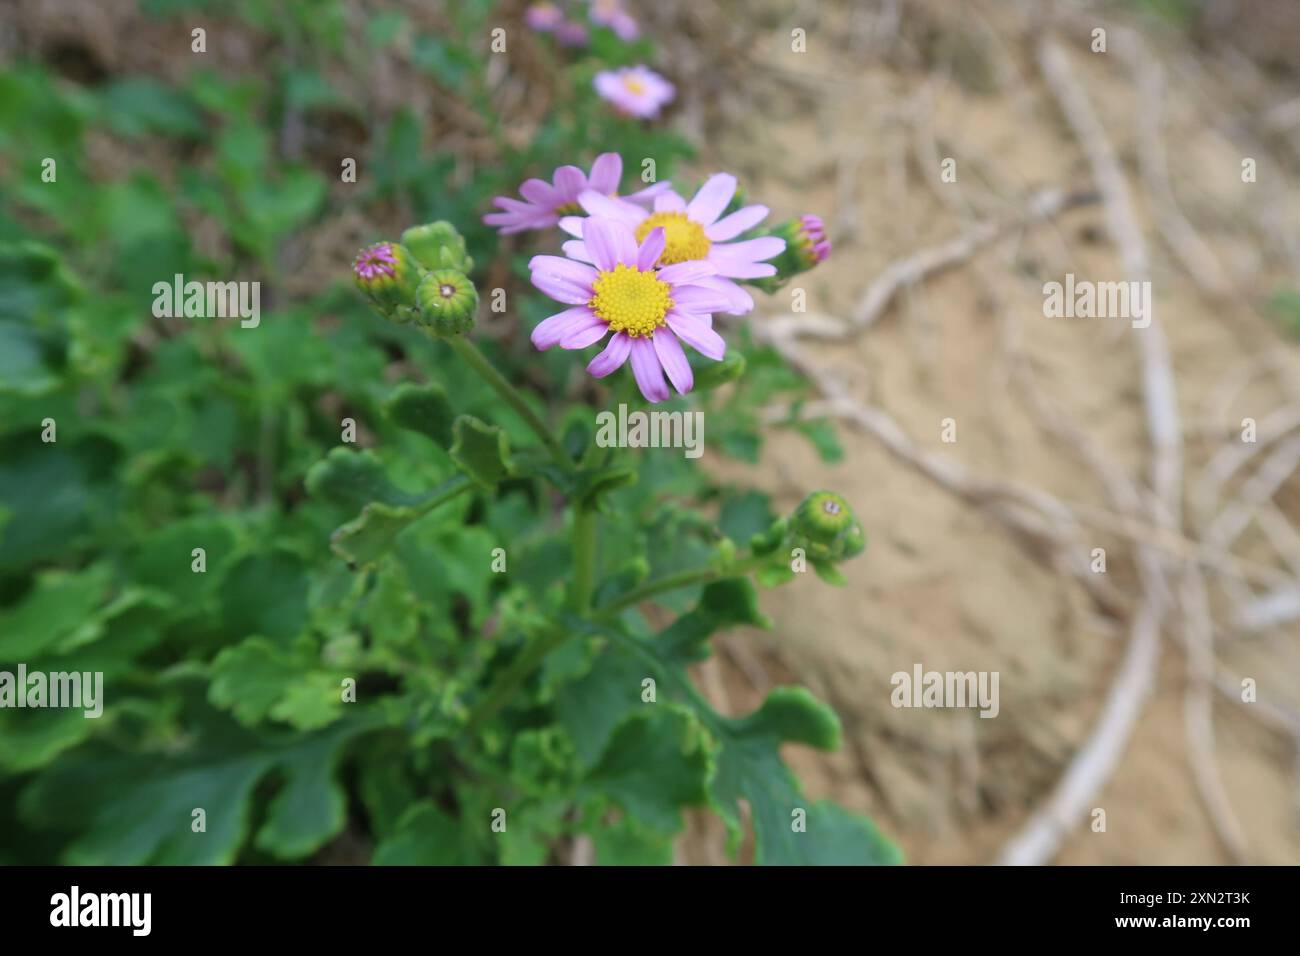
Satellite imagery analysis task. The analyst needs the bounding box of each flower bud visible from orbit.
[353,242,423,320]
[401,221,474,273]
[416,269,478,336]
[750,214,831,291]
[789,491,865,564]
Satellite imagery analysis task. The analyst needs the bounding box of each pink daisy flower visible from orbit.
[589,0,639,40]
[593,65,675,119]
[524,2,565,32]
[554,20,590,47]
[557,173,784,314]
[528,218,730,403]
[483,152,670,235]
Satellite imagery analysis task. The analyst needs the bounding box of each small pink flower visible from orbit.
[557,173,784,314]
[353,242,397,280]
[528,218,730,403]
[589,0,639,40]
[524,2,565,32]
[483,153,670,235]
[555,20,590,47]
[593,65,675,119]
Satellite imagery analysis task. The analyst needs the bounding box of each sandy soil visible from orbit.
[675,0,1300,864]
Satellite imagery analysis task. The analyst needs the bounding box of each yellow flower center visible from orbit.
[624,76,647,95]
[589,263,673,337]
[634,211,712,265]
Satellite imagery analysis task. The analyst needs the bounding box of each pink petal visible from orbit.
[577,190,646,225]
[653,192,687,213]
[531,270,593,305]
[636,226,666,270]
[560,316,609,349]
[657,260,716,285]
[587,153,622,195]
[686,173,737,226]
[628,336,670,403]
[710,235,786,263]
[623,180,673,204]
[553,165,587,202]
[559,216,586,238]
[652,329,694,395]
[580,218,618,272]
[583,217,637,271]
[712,259,777,279]
[492,196,536,213]
[519,178,560,207]
[666,310,726,361]
[694,275,754,314]
[533,306,596,349]
[587,331,632,378]
[705,204,769,241]
[562,239,595,263]
[528,255,599,287]
[670,284,730,313]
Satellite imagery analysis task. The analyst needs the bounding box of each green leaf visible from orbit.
[582,707,712,836]
[578,612,902,865]
[793,417,844,463]
[449,415,513,489]
[0,707,95,774]
[0,564,113,659]
[0,320,61,395]
[20,716,375,865]
[306,447,431,511]
[371,803,469,865]
[729,686,841,750]
[694,352,746,391]
[253,730,350,859]
[208,636,343,730]
[591,816,675,866]
[329,475,472,569]
[217,550,310,643]
[555,645,650,767]
[655,578,770,667]
[383,382,455,448]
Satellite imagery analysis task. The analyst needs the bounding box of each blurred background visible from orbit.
[2,0,1299,865]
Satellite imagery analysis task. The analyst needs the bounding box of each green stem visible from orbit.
[465,626,569,734]
[596,553,768,618]
[448,336,570,470]
[569,506,597,612]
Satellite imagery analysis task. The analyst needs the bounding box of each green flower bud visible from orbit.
[353,242,423,320]
[416,269,478,336]
[748,215,831,293]
[401,221,474,273]
[789,491,865,565]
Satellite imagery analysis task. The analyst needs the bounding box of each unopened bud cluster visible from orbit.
[353,221,478,337]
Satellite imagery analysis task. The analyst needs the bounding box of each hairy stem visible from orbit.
[569,506,598,613]
[595,553,768,617]
[465,627,570,734]
[448,336,571,469]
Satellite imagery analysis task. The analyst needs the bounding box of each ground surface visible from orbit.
[674,0,1300,864]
